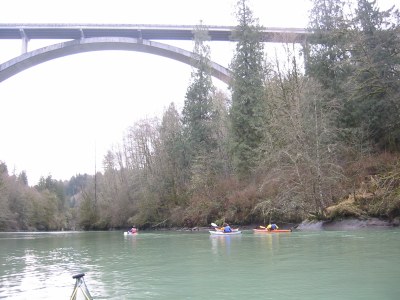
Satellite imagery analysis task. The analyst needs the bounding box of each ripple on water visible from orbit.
[1,230,400,299]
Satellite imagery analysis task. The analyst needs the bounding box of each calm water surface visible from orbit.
[0,229,399,299]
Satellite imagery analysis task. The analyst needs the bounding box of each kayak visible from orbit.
[253,229,292,233]
[209,230,242,235]
[214,227,239,232]
[124,231,138,236]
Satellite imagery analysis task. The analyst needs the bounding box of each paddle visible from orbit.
[212,223,225,231]
[259,225,266,229]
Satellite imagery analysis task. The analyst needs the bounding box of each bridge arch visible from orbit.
[0,37,231,84]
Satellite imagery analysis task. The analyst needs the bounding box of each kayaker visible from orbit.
[266,223,279,231]
[130,227,137,234]
[223,223,232,233]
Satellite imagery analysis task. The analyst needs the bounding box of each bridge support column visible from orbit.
[19,29,29,54]
[302,39,310,75]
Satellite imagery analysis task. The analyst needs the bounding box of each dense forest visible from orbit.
[1,0,399,231]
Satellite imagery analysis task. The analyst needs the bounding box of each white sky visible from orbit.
[0,0,397,185]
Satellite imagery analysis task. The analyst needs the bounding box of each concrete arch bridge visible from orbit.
[0,24,309,84]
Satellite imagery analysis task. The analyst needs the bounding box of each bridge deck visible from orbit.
[0,23,309,43]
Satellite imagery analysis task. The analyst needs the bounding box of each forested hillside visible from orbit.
[1,0,399,231]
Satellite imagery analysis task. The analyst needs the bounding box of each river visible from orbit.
[0,229,399,299]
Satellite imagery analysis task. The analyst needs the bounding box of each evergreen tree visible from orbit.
[345,0,400,149]
[182,22,216,161]
[306,0,350,95]
[0,161,8,176]
[306,0,366,153]
[229,0,266,178]
[17,171,28,186]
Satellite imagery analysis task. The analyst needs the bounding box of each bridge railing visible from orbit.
[0,23,310,43]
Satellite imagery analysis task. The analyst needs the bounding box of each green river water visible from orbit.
[0,229,399,299]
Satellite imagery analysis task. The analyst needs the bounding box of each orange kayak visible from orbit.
[253,229,292,233]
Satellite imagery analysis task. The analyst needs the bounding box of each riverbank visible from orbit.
[297,217,400,230]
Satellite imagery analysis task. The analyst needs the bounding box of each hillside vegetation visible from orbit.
[326,153,400,223]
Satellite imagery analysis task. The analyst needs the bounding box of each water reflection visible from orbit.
[209,234,242,255]
[253,233,282,254]
[123,232,138,250]
[0,232,107,299]
[1,230,399,299]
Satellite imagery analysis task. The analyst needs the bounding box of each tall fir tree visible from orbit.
[182,22,216,163]
[344,0,400,149]
[229,0,266,178]
[306,0,365,152]
[306,0,350,96]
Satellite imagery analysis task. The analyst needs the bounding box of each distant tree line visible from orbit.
[1,0,399,231]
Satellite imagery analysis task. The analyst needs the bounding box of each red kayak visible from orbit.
[253,228,292,233]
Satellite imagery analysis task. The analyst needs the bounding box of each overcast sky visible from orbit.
[0,0,397,185]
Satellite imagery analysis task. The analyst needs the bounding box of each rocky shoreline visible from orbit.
[297,217,400,230]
